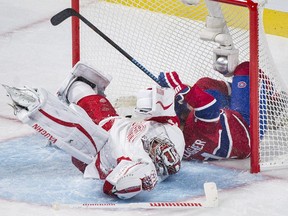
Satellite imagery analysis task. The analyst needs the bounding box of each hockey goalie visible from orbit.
[3,62,185,200]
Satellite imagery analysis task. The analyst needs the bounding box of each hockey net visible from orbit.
[71,0,288,172]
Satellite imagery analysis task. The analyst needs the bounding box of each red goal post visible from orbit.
[70,0,288,173]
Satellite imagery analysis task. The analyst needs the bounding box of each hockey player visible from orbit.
[158,61,251,161]
[3,62,185,200]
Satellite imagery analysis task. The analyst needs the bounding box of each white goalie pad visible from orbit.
[200,15,227,42]
[16,88,109,164]
[57,62,112,104]
[72,62,112,92]
[213,47,239,76]
[200,1,239,76]
[135,86,176,117]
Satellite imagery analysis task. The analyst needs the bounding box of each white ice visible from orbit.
[1,1,288,216]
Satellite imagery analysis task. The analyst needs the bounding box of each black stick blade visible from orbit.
[50,8,76,26]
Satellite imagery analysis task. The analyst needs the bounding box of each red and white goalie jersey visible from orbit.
[69,85,185,199]
[83,113,184,180]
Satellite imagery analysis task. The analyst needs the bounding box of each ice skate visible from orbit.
[2,84,40,113]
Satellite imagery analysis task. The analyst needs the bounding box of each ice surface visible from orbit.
[0,134,266,205]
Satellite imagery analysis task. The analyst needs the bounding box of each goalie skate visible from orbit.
[2,84,40,114]
[57,62,112,104]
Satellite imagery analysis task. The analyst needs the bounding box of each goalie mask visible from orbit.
[142,136,181,177]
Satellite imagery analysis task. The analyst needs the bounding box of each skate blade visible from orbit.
[2,84,38,108]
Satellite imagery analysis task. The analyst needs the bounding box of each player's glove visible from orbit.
[103,160,158,199]
[158,71,190,104]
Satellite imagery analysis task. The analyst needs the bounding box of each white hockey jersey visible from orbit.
[83,117,185,181]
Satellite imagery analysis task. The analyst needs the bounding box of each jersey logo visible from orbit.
[237,81,247,88]
[127,122,146,142]
[156,101,173,110]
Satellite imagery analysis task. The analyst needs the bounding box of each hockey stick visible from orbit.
[50,8,161,85]
[52,182,218,209]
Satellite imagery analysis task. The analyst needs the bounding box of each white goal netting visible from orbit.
[75,0,288,171]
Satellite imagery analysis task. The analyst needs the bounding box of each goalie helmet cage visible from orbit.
[70,0,288,173]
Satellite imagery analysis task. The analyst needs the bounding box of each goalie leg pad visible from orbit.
[17,88,109,164]
[67,81,96,104]
[72,62,112,93]
[57,62,112,104]
[200,15,226,41]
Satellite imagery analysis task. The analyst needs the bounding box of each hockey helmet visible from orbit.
[142,136,181,177]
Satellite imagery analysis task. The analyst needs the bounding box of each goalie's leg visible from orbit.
[63,78,119,130]
[230,61,250,125]
[4,85,109,165]
[57,62,112,104]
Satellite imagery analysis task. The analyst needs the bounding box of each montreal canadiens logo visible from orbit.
[237,81,247,88]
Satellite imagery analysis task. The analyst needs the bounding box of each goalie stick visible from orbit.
[52,182,218,209]
[50,8,161,86]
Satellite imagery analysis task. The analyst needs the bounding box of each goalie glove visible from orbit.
[158,72,190,104]
[103,160,158,199]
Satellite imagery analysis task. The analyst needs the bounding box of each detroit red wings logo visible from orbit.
[127,122,146,142]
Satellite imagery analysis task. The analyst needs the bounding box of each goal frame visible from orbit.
[70,0,261,173]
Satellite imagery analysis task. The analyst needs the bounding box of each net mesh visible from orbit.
[77,0,288,169]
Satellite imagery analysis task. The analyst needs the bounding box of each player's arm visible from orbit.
[103,159,158,199]
[158,72,221,122]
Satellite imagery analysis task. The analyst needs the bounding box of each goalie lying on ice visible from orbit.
[2,62,185,200]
